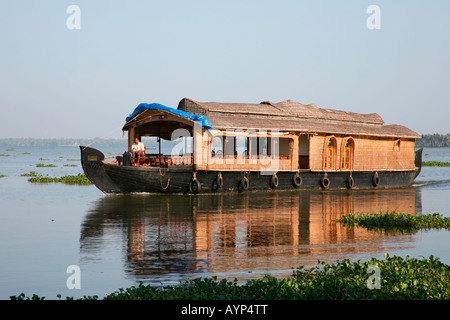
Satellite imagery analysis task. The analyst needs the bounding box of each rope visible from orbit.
[160,175,171,190]
[159,167,170,190]
[240,171,249,179]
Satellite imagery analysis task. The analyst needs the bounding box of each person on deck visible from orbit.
[131,137,145,164]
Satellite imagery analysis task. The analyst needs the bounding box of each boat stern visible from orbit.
[414,148,423,179]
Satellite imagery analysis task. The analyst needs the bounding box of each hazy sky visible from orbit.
[1,1,449,139]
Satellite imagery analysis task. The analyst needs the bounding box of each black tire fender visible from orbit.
[216,173,223,188]
[347,176,354,189]
[239,177,249,191]
[321,176,330,189]
[270,174,279,189]
[372,172,380,187]
[292,173,302,187]
[190,179,201,194]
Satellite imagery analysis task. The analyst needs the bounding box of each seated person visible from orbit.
[131,138,145,163]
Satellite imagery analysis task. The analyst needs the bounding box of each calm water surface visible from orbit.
[0,145,449,299]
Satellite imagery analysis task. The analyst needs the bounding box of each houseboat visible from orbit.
[80,98,423,194]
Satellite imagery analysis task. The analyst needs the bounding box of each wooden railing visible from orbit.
[145,155,193,166]
[206,154,292,171]
[129,153,297,169]
[210,154,291,161]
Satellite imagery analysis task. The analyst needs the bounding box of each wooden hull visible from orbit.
[80,146,422,194]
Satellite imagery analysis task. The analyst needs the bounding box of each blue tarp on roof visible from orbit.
[125,103,213,129]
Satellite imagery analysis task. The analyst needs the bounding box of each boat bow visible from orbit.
[80,146,122,193]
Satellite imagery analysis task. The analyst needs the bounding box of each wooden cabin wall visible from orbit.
[309,134,416,172]
[309,135,325,171]
[199,130,299,172]
[196,129,416,172]
[194,126,207,170]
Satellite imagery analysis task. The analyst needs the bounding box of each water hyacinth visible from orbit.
[336,212,450,233]
[422,161,450,167]
[10,254,450,300]
[27,173,92,185]
[36,163,58,167]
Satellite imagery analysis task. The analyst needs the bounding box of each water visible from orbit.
[0,145,449,300]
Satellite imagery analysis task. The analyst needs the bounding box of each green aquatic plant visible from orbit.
[27,173,92,185]
[289,253,450,300]
[422,161,450,167]
[0,174,7,178]
[36,163,58,167]
[10,254,450,300]
[21,171,38,177]
[10,293,44,301]
[336,212,450,233]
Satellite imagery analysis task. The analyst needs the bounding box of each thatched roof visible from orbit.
[178,98,421,139]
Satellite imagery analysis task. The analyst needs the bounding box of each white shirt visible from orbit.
[131,141,144,152]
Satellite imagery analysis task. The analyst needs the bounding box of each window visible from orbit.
[324,136,336,169]
[225,135,235,156]
[278,138,291,156]
[235,136,248,156]
[211,136,223,157]
[394,139,401,151]
[326,141,334,168]
[341,137,354,170]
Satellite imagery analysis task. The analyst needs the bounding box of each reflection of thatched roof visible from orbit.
[178,98,421,139]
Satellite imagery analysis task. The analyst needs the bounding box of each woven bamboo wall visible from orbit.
[195,127,416,172]
[309,134,416,171]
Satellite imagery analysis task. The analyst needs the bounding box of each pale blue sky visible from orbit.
[1,0,449,138]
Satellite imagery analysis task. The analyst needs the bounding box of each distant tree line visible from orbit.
[1,134,449,148]
[0,138,127,147]
[416,134,450,148]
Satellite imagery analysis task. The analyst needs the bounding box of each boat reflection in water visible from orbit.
[80,188,421,284]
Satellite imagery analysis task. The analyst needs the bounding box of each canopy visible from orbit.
[125,103,213,129]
